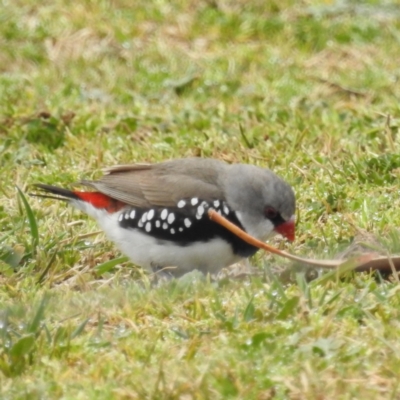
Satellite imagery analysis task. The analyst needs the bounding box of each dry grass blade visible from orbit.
[208,210,400,272]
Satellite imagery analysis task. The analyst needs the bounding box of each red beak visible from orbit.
[274,217,295,242]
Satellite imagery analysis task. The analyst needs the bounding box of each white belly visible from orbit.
[115,228,240,275]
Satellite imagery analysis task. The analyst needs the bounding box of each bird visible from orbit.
[33,158,296,277]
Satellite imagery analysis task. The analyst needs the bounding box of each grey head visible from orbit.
[220,163,296,241]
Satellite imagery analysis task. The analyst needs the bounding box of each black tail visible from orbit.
[31,184,80,202]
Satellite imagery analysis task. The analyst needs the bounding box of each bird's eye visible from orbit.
[264,206,278,219]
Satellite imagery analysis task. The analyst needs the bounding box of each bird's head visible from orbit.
[222,164,296,242]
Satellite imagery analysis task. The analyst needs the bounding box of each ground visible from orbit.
[1,1,400,399]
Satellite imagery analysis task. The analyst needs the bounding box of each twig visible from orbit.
[208,209,400,272]
[314,77,367,97]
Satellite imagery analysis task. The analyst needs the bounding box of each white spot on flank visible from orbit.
[223,203,230,215]
[118,214,123,222]
[155,220,161,228]
[162,222,168,230]
[179,227,183,232]
[184,218,192,228]
[161,209,168,220]
[213,200,220,208]
[124,213,130,220]
[197,205,205,217]
[235,211,243,224]
[170,228,175,234]
[177,200,186,208]
[190,197,199,206]
[138,220,144,228]
[145,222,151,232]
[147,209,155,220]
[130,210,136,219]
[167,213,175,224]
[141,212,148,223]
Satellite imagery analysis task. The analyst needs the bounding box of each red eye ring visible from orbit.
[264,206,278,219]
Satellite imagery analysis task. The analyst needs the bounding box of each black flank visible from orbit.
[119,200,259,258]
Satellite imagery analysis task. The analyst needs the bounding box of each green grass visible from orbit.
[1,0,400,398]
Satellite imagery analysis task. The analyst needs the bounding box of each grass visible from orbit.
[1,0,400,398]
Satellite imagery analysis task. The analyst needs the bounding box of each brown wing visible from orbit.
[81,158,227,208]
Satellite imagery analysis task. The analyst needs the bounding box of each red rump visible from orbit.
[74,191,125,213]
